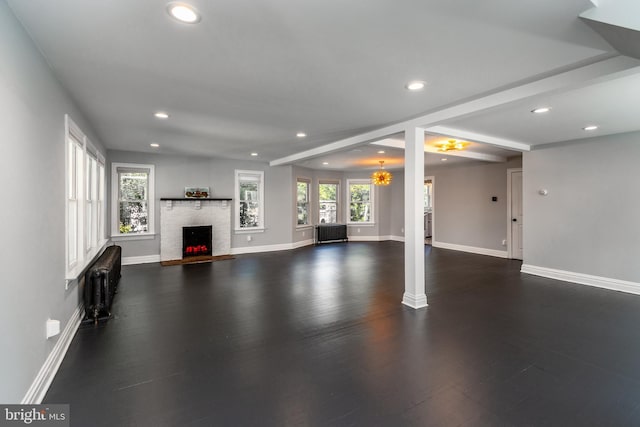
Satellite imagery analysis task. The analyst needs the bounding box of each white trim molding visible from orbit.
[402,292,428,309]
[22,305,83,404]
[432,241,508,258]
[122,255,161,266]
[521,264,640,295]
[231,239,315,255]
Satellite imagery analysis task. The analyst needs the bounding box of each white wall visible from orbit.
[388,157,522,252]
[108,150,294,258]
[0,2,105,402]
[523,133,640,283]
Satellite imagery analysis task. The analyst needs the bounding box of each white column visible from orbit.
[402,126,428,309]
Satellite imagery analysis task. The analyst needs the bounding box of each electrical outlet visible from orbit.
[401,228,404,233]
[502,239,507,246]
[357,228,361,233]
[302,231,305,237]
[247,235,252,242]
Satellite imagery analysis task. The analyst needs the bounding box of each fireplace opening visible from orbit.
[182,225,213,258]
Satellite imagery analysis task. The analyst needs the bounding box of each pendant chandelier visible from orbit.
[371,161,392,186]
[438,139,466,152]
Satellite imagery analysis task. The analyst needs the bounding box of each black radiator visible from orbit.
[84,245,122,323]
[316,224,348,244]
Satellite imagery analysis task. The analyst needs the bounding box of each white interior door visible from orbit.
[509,170,523,260]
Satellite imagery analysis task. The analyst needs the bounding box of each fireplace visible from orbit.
[182,225,212,258]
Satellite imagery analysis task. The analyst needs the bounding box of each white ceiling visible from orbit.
[7,0,640,170]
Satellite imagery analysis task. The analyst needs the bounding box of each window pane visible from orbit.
[350,202,371,222]
[349,184,370,203]
[68,200,77,265]
[297,182,308,203]
[240,182,259,201]
[86,202,93,250]
[119,201,148,233]
[297,181,309,225]
[240,201,260,227]
[297,203,308,225]
[119,172,147,200]
[319,183,338,224]
[68,141,76,198]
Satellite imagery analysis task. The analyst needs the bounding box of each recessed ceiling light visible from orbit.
[296,132,307,138]
[583,125,599,131]
[154,111,169,119]
[532,107,551,114]
[441,158,448,161]
[150,143,160,148]
[405,80,426,91]
[377,150,385,154]
[166,2,201,24]
[250,152,258,156]
[322,162,329,165]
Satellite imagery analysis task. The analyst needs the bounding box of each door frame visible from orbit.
[506,168,522,259]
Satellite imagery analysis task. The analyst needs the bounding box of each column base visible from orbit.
[402,293,428,309]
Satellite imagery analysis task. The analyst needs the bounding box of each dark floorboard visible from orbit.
[45,242,640,426]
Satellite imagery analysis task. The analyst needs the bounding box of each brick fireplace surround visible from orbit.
[160,199,232,262]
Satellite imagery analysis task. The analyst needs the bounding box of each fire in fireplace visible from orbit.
[182,225,213,258]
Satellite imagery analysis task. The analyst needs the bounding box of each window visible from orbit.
[111,163,155,238]
[348,180,374,223]
[296,178,311,226]
[235,170,264,230]
[318,181,339,224]
[65,115,106,278]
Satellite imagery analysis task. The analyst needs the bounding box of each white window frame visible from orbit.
[296,177,312,228]
[65,115,107,281]
[235,170,265,232]
[111,163,155,240]
[318,179,340,224]
[347,179,375,224]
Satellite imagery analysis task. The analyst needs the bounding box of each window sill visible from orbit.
[111,233,156,241]
[65,239,109,282]
[347,223,376,227]
[235,228,265,234]
[296,225,313,230]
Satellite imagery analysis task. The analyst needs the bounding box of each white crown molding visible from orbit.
[22,305,83,404]
[432,241,508,258]
[122,255,161,266]
[521,264,640,295]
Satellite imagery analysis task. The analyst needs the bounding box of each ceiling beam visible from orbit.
[371,139,508,163]
[270,55,639,166]
[425,126,531,152]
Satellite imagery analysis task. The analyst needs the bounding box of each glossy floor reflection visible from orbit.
[45,242,640,426]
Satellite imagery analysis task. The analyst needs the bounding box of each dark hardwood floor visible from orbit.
[45,242,640,426]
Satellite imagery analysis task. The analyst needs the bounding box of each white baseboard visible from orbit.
[388,235,405,242]
[431,242,507,258]
[231,240,307,255]
[431,241,508,258]
[292,239,315,249]
[122,255,161,265]
[22,305,83,404]
[521,264,640,295]
[348,235,387,242]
